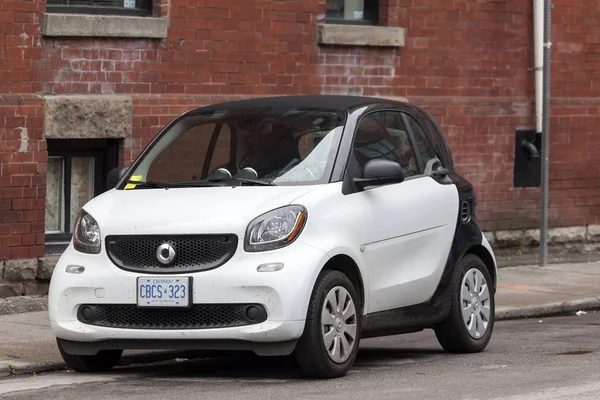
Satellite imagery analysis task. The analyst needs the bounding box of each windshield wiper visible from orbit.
[125,180,176,189]
[126,180,218,189]
[210,177,276,186]
[174,178,275,187]
[127,177,275,189]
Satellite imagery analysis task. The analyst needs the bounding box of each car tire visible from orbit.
[434,254,495,353]
[57,339,123,373]
[295,270,361,379]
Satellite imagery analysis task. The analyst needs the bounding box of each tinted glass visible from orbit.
[352,111,419,178]
[129,108,346,186]
[415,111,455,169]
[326,0,379,23]
[147,123,225,183]
[47,0,150,12]
[405,113,438,169]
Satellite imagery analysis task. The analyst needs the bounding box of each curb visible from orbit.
[1,362,66,379]
[0,296,48,316]
[496,297,600,321]
[1,350,220,379]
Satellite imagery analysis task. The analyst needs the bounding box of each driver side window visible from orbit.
[352,111,419,178]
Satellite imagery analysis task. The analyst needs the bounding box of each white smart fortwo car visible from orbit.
[49,96,497,378]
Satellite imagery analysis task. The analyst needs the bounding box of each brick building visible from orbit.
[1,0,599,297]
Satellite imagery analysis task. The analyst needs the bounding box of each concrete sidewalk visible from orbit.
[1,261,599,378]
[495,262,600,319]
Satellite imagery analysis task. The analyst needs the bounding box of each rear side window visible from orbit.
[404,114,438,169]
[415,112,455,169]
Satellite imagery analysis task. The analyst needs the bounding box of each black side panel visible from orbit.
[513,129,542,188]
[361,174,483,338]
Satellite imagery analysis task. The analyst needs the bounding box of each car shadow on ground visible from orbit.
[112,346,447,380]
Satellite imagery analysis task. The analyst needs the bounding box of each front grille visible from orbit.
[106,235,238,273]
[77,304,267,330]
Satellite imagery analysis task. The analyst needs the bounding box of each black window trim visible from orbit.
[202,123,224,178]
[46,2,153,17]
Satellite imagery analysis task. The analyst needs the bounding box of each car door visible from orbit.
[344,110,459,314]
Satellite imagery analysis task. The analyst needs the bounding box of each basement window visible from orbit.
[46,0,153,16]
[326,0,379,25]
[45,139,119,255]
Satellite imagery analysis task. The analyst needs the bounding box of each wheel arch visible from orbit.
[464,244,497,292]
[321,254,365,314]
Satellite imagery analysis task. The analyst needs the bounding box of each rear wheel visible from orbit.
[434,254,495,353]
[295,270,361,379]
[57,339,122,372]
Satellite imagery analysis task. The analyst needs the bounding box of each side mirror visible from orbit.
[106,166,130,189]
[353,159,405,190]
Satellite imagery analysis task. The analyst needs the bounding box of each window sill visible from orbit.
[41,13,168,39]
[317,23,406,48]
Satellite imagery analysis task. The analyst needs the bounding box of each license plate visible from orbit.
[137,276,191,307]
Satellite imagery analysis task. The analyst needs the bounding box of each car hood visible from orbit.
[83,185,322,239]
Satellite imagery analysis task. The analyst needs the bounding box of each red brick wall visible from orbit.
[0,0,599,258]
[0,0,45,94]
[0,1,594,98]
[0,95,46,261]
[0,0,535,98]
[24,0,321,96]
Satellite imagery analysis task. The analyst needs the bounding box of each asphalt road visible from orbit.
[1,312,599,400]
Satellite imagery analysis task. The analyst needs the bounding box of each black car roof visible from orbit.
[191,95,411,114]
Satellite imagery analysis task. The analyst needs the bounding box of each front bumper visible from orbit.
[48,240,328,355]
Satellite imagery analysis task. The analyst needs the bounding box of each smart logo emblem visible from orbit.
[156,243,176,265]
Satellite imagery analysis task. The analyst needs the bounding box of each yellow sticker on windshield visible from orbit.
[124,175,143,190]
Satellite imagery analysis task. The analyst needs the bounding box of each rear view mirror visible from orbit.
[106,166,129,189]
[353,159,405,190]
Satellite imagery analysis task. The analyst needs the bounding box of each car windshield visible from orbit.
[125,107,346,188]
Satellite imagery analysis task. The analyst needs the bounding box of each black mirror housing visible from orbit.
[106,166,130,189]
[353,159,405,189]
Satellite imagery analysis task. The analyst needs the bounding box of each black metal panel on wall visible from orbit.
[513,130,541,188]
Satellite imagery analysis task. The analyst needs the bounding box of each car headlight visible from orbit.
[73,210,101,254]
[245,205,308,252]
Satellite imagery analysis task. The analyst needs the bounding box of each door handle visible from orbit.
[432,168,449,177]
[424,158,451,182]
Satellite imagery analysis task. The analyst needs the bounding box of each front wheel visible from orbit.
[434,254,495,353]
[57,339,123,372]
[295,270,361,379]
